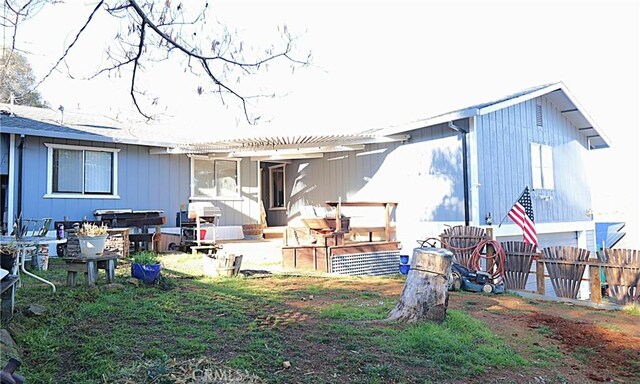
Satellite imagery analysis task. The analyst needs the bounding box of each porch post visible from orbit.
[467,116,481,226]
[256,160,263,226]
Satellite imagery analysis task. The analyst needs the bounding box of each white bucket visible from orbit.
[78,234,108,256]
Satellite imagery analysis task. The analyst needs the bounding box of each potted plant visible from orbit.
[77,223,109,257]
[0,243,18,274]
[131,250,161,284]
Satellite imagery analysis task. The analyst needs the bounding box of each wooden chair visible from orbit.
[501,241,538,290]
[11,218,52,238]
[440,226,487,270]
[9,218,52,270]
[540,246,590,299]
[601,248,640,304]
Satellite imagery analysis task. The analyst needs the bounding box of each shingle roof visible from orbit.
[0,103,191,147]
[1,82,610,153]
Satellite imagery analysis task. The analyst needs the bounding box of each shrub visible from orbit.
[78,223,109,236]
[132,251,159,265]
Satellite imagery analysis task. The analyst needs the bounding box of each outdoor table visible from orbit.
[0,236,64,293]
[1,275,20,321]
[61,254,119,288]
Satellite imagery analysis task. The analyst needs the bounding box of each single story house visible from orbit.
[0,82,609,253]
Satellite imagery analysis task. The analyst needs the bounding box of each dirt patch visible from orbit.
[526,313,640,382]
[252,276,640,383]
[446,292,640,383]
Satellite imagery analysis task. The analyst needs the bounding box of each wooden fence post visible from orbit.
[536,260,545,296]
[485,228,495,274]
[589,265,602,303]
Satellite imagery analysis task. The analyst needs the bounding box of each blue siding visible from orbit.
[476,96,592,224]
[17,136,262,227]
[0,133,9,175]
[19,136,190,225]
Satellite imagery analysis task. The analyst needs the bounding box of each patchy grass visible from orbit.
[536,325,554,336]
[572,346,598,363]
[388,310,527,377]
[622,303,640,316]
[3,255,581,383]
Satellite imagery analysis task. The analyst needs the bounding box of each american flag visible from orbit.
[508,187,538,247]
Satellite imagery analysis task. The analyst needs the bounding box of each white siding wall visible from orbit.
[285,123,466,250]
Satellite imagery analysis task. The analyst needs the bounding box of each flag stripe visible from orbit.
[509,187,538,247]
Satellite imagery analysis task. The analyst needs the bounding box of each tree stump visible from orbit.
[388,247,453,323]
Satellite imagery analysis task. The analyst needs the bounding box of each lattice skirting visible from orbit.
[331,251,401,276]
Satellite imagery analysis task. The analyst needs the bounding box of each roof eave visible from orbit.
[379,82,611,150]
[0,126,178,148]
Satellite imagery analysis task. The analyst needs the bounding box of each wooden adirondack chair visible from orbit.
[540,246,590,299]
[501,241,538,290]
[440,226,487,270]
[601,248,640,304]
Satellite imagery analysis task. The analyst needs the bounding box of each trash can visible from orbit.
[31,247,50,271]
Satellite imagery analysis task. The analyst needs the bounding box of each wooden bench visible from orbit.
[324,201,398,242]
[56,216,166,254]
[61,255,119,288]
[349,226,397,242]
[1,275,20,321]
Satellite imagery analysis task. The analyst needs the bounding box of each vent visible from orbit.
[331,251,401,276]
[536,104,543,126]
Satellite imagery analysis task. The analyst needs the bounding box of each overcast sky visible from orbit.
[9,0,640,229]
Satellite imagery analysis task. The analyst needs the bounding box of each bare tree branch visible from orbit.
[30,1,105,91]
[130,21,150,119]
[8,0,311,124]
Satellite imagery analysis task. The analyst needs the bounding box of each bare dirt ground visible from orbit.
[450,293,640,383]
[255,276,640,383]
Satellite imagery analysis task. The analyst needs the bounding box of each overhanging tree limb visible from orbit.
[7,0,310,123]
[30,0,105,92]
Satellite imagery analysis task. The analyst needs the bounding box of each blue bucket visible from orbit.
[399,255,409,264]
[399,264,410,275]
[131,263,162,284]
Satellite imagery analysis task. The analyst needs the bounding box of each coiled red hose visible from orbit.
[468,239,506,280]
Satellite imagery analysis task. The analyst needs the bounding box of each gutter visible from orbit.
[448,121,470,226]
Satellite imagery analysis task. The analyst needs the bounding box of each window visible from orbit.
[191,157,240,199]
[45,144,119,198]
[531,143,554,190]
[269,164,286,209]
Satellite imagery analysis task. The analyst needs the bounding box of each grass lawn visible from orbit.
[1,253,634,383]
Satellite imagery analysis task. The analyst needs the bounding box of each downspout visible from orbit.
[16,134,24,224]
[7,134,15,232]
[448,121,470,226]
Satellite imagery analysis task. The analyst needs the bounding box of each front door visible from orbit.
[260,162,287,226]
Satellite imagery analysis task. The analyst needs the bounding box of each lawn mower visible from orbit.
[448,262,505,294]
[416,237,506,294]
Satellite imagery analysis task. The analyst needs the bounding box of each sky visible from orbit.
[6,0,640,238]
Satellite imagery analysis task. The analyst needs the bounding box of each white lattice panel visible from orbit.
[331,251,401,276]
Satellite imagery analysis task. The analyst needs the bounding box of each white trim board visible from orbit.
[488,221,594,237]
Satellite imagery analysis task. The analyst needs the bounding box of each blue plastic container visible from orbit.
[131,263,162,284]
[399,264,410,275]
[399,255,409,264]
